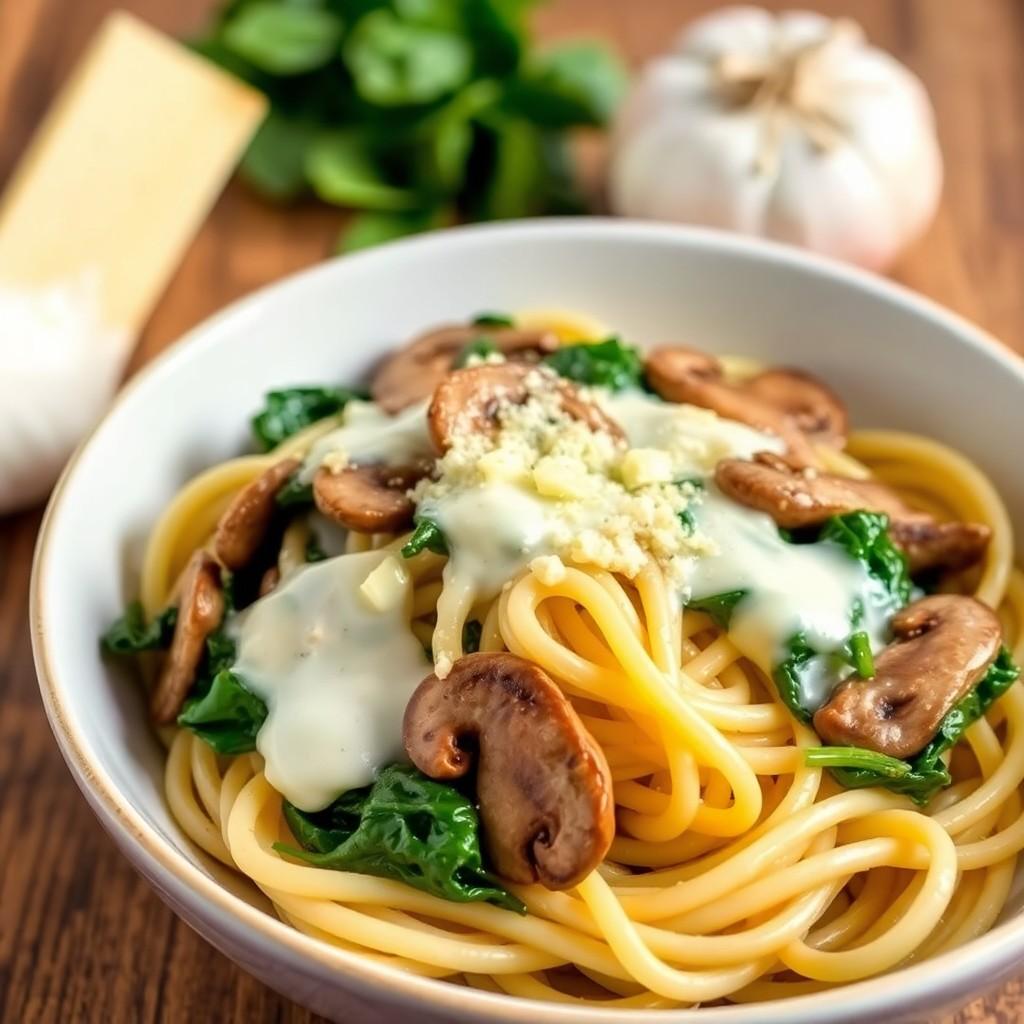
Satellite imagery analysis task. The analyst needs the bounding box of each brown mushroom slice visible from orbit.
[427,362,625,453]
[259,566,281,597]
[645,346,819,466]
[714,453,992,573]
[813,595,1002,759]
[403,652,614,890]
[371,323,561,414]
[151,550,224,725]
[313,462,428,533]
[887,519,993,576]
[745,368,848,448]
[214,458,301,571]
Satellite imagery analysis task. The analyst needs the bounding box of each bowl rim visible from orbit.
[31,218,1024,1022]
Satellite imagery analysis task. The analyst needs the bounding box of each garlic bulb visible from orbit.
[609,7,943,270]
[0,274,129,515]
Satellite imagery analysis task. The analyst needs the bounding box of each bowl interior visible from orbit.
[34,220,1024,1021]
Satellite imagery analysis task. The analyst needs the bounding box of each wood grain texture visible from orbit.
[0,1,1021,1021]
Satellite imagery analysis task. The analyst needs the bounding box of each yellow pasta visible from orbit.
[118,317,1024,1009]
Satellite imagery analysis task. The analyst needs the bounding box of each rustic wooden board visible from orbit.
[1,1,1021,1020]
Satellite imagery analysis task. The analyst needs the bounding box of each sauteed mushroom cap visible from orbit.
[372,323,559,414]
[313,462,430,534]
[403,652,615,890]
[427,363,625,453]
[813,595,1002,759]
[151,550,224,725]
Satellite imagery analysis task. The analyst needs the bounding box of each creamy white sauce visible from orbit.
[422,481,557,599]
[602,391,785,472]
[231,549,430,811]
[300,399,433,482]
[685,489,888,709]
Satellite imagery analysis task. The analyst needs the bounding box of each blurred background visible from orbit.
[1,1,1022,1021]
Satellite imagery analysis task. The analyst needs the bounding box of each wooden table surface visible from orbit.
[2,1,1023,1021]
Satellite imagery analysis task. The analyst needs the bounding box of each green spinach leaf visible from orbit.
[504,41,627,127]
[687,589,747,630]
[102,602,177,655]
[401,516,449,558]
[252,386,358,451]
[277,764,524,912]
[222,3,343,75]
[342,9,472,106]
[472,311,515,327]
[820,511,912,610]
[178,669,268,756]
[543,337,644,392]
[807,647,1021,804]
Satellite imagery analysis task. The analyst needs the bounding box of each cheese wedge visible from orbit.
[0,11,266,341]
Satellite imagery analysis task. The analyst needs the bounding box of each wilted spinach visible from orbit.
[102,602,177,655]
[806,647,1021,804]
[543,337,644,392]
[277,764,524,912]
[401,516,449,558]
[252,386,360,451]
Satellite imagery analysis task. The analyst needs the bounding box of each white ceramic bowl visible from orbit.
[32,220,1024,1023]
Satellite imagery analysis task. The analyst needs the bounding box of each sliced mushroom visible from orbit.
[259,566,281,597]
[372,323,560,414]
[744,368,848,448]
[403,652,614,890]
[313,462,429,533]
[645,346,822,465]
[715,453,992,574]
[813,595,1003,758]
[151,550,224,725]
[428,362,625,453]
[887,519,994,576]
[214,458,300,571]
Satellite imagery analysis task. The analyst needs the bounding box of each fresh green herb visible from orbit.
[277,764,524,913]
[251,386,360,452]
[821,511,912,610]
[462,619,483,654]
[305,533,327,563]
[677,509,696,537]
[543,337,644,392]
[276,477,314,508]
[101,602,177,655]
[341,207,450,253]
[687,590,748,630]
[453,337,499,368]
[178,669,268,756]
[804,747,912,779]
[845,631,875,679]
[808,647,1021,804]
[221,3,343,76]
[773,633,816,723]
[196,0,626,251]
[401,517,449,558]
[472,312,515,327]
[503,41,628,127]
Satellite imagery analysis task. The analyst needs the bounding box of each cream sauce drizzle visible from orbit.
[231,549,430,811]
[299,399,433,483]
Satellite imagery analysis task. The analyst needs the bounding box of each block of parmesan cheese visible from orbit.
[0,10,266,341]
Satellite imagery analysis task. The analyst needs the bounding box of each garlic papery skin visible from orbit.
[609,7,943,271]
[0,273,129,515]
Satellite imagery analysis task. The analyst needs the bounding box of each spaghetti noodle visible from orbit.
[110,312,1024,1008]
